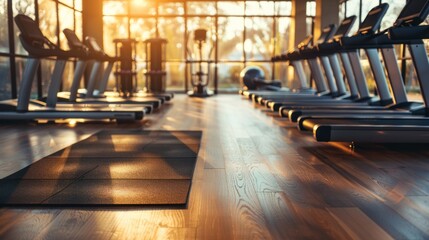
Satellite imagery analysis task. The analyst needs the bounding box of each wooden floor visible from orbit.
[1,94,429,239]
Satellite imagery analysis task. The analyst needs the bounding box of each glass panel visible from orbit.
[130,1,156,16]
[346,0,360,34]
[75,12,83,40]
[245,1,274,16]
[187,1,216,15]
[218,17,244,61]
[103,0,127,15]
[339,2,345,22]
[306,17,314,37]
[59,0,73,7]
[159,2,184,16]
[217,62,243,91]
[130,18,157,61]
[13,0,36,55]
[360,0,380,23]
[218,2,244,15]
[58,5,75,50]
[0,57,11,100]
[275,1,292,16]
[0,0,8,53]
[38,0,58,45]
[103,16,129,56]
[158,17,185,60]
[165,62,185,91]
[306,1,316,17]
[275,17,291,55]
[381,0,406,30]
[12,0,35,17]
[75,0,82,11]
[245,17,273,60]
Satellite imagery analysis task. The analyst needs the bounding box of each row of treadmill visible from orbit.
[241,0,429,143]
[2,14,173,123]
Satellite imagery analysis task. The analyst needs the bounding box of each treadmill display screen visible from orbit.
[394,0,429,26]
[297,35,313,49]
[334,15,357,38]
[316,24,336,45]
[358,3,389,34]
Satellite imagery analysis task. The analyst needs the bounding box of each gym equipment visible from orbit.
[113,38,138,97]
[0,130,202,206]
[264,9,392,113]
[298,0,429,142]
[2,14,145,121]
[186,29,214,97]
[240,35,316,98]
[85,36,173,102]
[143,38,168,93]
[251,24,344,109]
[52,30,160,110]
[240,66,282,91]
[282,3,423,122]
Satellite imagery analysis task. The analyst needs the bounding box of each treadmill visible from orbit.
[49,29,163,110]
[282,3,423,122]
[263,16,370,112]
[298,0,429,143]
[251,24,340,106]
[2,14,145,121]
[82,35,174,101]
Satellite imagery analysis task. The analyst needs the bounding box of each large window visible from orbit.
[0,1,322,97]
[0,0,82,100]
[102,0,300,93]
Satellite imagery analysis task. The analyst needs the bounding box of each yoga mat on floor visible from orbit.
[0,130,202,206]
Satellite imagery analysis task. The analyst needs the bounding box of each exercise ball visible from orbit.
[240,66,265,90]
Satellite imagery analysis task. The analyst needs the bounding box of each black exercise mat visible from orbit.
[0,130,202,206]
[51,143,200,158]
[5,157,196,180]
[44,180,191,205]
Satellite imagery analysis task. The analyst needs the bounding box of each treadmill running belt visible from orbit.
[0,130,202,207]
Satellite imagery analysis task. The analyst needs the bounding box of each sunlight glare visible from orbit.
[244,39,252,53]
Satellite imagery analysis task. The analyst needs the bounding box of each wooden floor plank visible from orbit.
[196,169,233,240]
[223,139,274,239]
[328,207,394,240]
[155,227,197,240]
[392,196,429,236]
[0,209,62,239]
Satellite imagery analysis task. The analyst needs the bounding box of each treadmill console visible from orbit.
[357,3,389,35]
[63,28,88,52]
[14,14,55,50]
[297,35,313,50]
[315,24,337,45]
[394,0,429,27]
[333,15,357,39]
